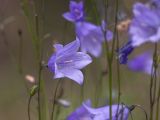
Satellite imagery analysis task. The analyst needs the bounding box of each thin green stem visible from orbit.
[110,0,118,62]
[103,0,113,119]
[50,79,62,120]
[116,32,121,120]
[150,43,158,120]
[18,29,23,74]
[156,76,160,120]
[28,96,32,120]
[156,88,160,120]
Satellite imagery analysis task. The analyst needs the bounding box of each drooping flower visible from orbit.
[129,2,160,47]
[127,52,153,74]
[117,40,134,64]
[63,1,84,22]
[76,21,113,57]
[67,100,131,120]
[47,39,92,85]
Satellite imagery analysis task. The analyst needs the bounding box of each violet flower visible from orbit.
[63,1,84,22]
[76,21,113,57]
[63,1,113,57]
[67,100,130,120]
[129,2,160,47]
[47,39,92,85]
[127,52,153,74]
[117,40,134,64]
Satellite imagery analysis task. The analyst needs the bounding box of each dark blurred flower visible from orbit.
[129,2,160,47]
[127,52,153,74]
[48,39,92,85]
[151,0,160,8]
[76,21,113,57]
[63,1,84,22]
[67,100,130,120]
[117,40,134,64]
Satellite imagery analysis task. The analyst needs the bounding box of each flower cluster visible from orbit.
[63,1,113,57]
[48,1,113,84]
[46,0,159,119]
[117,0,160,74]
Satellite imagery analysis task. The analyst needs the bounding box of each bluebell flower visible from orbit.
[67,100,130,120]
[117,40,134,64]
[63,1,84,22]
[127,52,153,74]
[129,2,160,47]
[48,39,92,85]
[76,21,113,57]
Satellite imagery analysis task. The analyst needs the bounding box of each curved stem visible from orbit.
[50,79,62,120]
[133,105,148,120]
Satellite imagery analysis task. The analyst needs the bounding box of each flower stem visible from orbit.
[150,43,158,120]
[50,79,62,120]
[116,32,121,120]
[103,0,113,119]
[28,96,32,120]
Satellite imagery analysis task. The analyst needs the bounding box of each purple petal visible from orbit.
[81,38,102,57]
[57,52,92,69]
[59,68,83,85]
[127,52,153,74]
[67,100,92,120]
[54,44,63,51]
[83,104,130,120]
[62,12,75,22]
[48,53,57,73]
[57,39,80,57]
[54,64,65,79]
[70,1,83,12]
[106,30,113,41]
[76,22,104,57]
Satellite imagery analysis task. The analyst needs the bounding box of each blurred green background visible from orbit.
[0,0,156,120]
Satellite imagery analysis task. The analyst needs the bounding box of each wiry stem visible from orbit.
[103,0,113,119]
[28,96,32,120]
[116,32,121,120]
[155,50,160,120]
[51,79,62,120]
[150,43,158,120]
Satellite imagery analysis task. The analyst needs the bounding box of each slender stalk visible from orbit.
[156,73,160,120]
[116,32,121,120]
[108,62,113,120]
[18,29,23,74]
[50,79,62,120]
[103,0,113,119]
[28,96,32,120]
[150,63,154,120]
[156,87,160,120]
[110,0,119,62]
[150,43,158,120]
